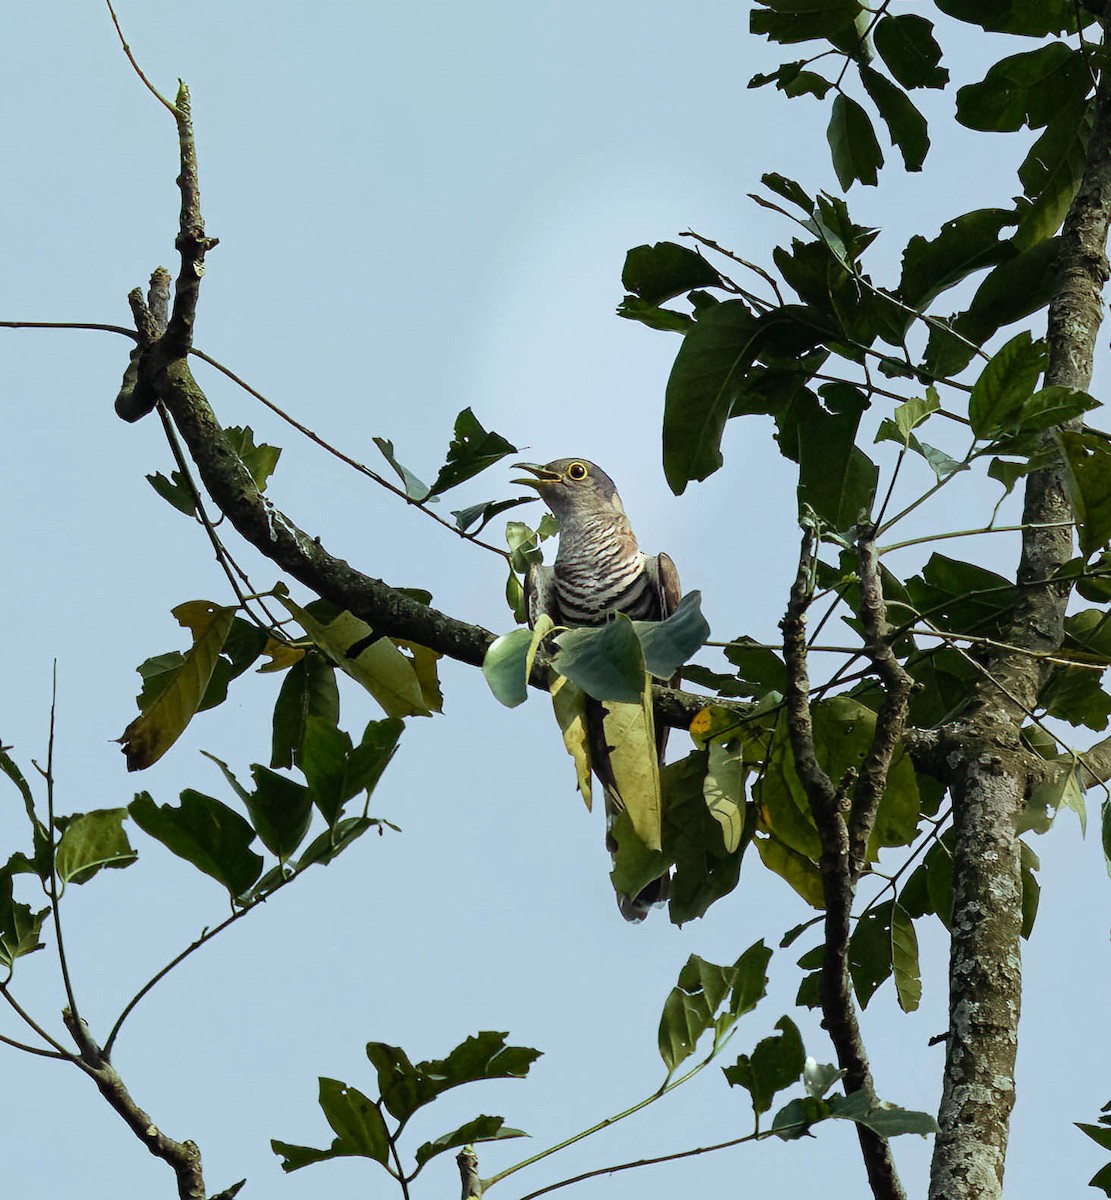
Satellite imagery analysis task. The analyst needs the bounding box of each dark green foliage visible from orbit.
[130,789,264,898]
[658,942,771,1072]
[827,94,883,189]
[873,15,947,89]
[273,1032,537,1180]
[724,1016,806,1115]
[622,242,723,305]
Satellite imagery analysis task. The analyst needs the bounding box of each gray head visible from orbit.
[512,458,626,523]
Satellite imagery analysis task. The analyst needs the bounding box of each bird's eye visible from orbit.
[567,462,588,480]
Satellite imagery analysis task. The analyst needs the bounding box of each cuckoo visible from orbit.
[513,457,680,921]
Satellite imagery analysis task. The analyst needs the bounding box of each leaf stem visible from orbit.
[484,1054,716,1190]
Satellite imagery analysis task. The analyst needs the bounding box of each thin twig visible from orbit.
[0,319,138,339]
[42,665,91,1059]
[484,1053,720,1191]
[104,0,178,114]
[0,985,83,1064]
[188,348,512,559]
[512,1127,772,1200]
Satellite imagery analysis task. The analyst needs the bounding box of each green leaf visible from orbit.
[761,173,815,214]
[1016,386,1099,433]
[272,1078,390,1172]
[271,651,340,770]
[129,789,264,897]
[225,426,282,492]
[850,901,893,1007]
[1079,1122,1111,1153]
[633,591,711,679]
[1014,99,1093,251]
[956,44,1088,133]
[860,68,929,173]
[723,1016,806,1116]
[280,599,430,718]
[748,61,832,100]
[872,15,947,89]
[506,521,543,574]
[367,1032,541,1124]
[602,687,663,851]
[0,747,40,829]
[428,408,517,497]
[756,836,824,907]
[1091,1161,1111,1198]
[294,815,378,873]
[451,496,533,534]
[319,1078,390,1164]
[796,384,878,533]
[658,945,770,1073]
[346,718,404,804]
[1040,663,1111,732]
[827,94,883,190]
[656,751,751,923]
[968,331,1046,439]
[890,903,921,1013]
[934,0,1090,37]
[662,301,761,494]
[120,602,237,771]
[721,637,788,699]
[145,469,196,515]
[898,208,1016,314]
[414,1116,528,1170]
[750,0,864,47]
[245,766,314,860]
[372,437,432,501]
[553,615,646,703]
[0,874,48,967]
[827,1089,939,1136]
[483,629,534,709]
[1062,432,1111,559]
[772,1095,831,1139]
[1020,839,1041,939]
[549,674,593,809]
[622,242,722,305]
[925,237,1061,378]
[55,809,137,885]
[703,740,746,853]
[616,294,695,334]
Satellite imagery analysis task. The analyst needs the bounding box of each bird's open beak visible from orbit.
[511,462,562,490]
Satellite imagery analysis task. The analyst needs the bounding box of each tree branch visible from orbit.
[929,14,1111,1198]
[849,531,914,878]
[780,533,906,1200]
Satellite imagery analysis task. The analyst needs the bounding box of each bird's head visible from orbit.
[512,458,625,522]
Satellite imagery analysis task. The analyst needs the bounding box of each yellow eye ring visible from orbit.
[567,462,588,480]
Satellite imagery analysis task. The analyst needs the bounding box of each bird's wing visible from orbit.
[524,563,559,628]
[648,551,682,620]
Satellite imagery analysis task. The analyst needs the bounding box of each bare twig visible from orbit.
[41,665,93,1060]
[104,0,178,114]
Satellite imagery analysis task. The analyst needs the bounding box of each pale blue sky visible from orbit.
[1,3,1107,1198]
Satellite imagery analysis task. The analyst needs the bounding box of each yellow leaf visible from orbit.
[258,638,306,673]
[602,677,662,851]
[120,601,236,771]
[549,673,592,810]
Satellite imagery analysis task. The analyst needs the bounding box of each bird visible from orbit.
[513,457,680,921]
